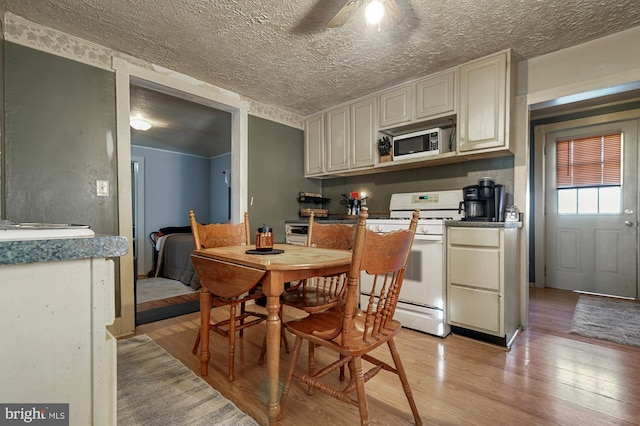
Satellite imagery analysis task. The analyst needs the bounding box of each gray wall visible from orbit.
[248,115,320,243]
[4,42,118,235]
[210,153,231,223]
[321,156,515,215]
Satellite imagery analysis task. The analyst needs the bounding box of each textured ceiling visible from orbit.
[129,85,232,157]
[6,0,640,117]
[5,0,640,157]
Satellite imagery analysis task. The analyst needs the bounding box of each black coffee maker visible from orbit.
[459,177,506,222]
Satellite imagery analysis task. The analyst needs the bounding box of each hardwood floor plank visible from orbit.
[134,288,640,425]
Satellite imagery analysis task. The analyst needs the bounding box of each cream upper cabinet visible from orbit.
[379,69,456,130]
[325,105,350,172]
[302,49,514,178]
[350,96,377,169]
[458,50,512,153]
[378,85,413,129]
[304,112,324,176]
[415,70,456,120]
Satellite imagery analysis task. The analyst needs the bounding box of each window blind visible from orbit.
[556,133,621,188]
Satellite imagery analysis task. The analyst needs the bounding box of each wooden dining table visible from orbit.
[190,243,352,425]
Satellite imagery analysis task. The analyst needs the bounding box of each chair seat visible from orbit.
[285,309,402,356]
[280,286,342,313]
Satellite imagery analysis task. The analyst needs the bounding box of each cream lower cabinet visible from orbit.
[0,257,116,425]
[446,225,520,347]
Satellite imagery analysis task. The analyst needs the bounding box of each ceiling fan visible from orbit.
[327,0,403,30]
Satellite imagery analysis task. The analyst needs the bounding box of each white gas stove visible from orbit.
[362,190,463,337]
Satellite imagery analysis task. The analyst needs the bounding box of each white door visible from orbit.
[544,119,638,298]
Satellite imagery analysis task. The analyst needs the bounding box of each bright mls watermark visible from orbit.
[0,404,68,425]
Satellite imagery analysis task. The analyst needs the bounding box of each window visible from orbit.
[555,132,622,214]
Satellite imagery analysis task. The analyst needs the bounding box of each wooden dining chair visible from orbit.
[281,212,354,311]
[279,207,423,425]
[189,210,267,382]
[258,213,354,368]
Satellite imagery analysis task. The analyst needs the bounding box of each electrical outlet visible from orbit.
[97,180,109,197]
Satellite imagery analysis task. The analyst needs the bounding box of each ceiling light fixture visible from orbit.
[129,115,152,131]
[365,0,385,28]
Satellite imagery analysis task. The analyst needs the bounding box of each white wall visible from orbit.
[518,25,640,101]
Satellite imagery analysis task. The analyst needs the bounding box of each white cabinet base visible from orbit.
[0,258,116,425]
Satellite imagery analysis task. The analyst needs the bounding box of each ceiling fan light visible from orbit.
[130,116,152,131]
[365,0,385,26]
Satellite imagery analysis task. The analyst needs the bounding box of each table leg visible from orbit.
[264,272,283,425]
[199,288,211,376]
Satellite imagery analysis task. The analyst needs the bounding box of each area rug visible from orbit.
[136,277,197,304]
[117,334,258,425]
[570,295,640,348]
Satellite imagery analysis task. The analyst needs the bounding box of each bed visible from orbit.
[150,226,201,290]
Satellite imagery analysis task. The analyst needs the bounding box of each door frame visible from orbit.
[111,58,249,337]
[131,155,145,278]
[533,109,640,295]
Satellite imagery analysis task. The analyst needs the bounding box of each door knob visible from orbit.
[624,220,635,226]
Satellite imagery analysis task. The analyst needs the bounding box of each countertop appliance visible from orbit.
[392,127,452,161]
[459,177,505,222]
[362,189,463,337]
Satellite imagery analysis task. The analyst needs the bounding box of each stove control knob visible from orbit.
[376,225,384,232]
[419,226,428,234]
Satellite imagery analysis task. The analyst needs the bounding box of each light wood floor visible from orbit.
[136,291,199,313]
[135,287,640,425]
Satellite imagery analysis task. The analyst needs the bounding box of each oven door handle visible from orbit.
[413,235,443,242]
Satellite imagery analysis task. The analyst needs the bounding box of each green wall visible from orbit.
[4,42,118,234]
[321,156,516,216]
[247,115,320,243]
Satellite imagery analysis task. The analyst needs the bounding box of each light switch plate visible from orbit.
[97,180,109,197]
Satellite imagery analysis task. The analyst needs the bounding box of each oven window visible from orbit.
[404,250,422,282]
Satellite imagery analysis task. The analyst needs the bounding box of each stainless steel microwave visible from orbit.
[392,127,451,161]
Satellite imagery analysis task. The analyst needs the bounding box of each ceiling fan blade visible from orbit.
[327,0,363,28]
[383,0,404,29]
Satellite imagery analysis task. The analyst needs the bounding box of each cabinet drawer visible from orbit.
[449,227,500,247]
[449,246,501,290]
[448,285,500,334]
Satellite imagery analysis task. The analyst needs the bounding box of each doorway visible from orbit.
[535,112,640,299]
[112,57,249,337]
[129,86,234,324]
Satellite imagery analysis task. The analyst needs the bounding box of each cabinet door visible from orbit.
[304,113,324,176]
[415,70,455,120]
[458,51,508,152]
[325,106,350,172]
[378,85,412,128]
[350,96,376,169]
[449,246,501,291]
[448,285,501,334]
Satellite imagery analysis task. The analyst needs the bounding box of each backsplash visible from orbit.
[320,156,515,215]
